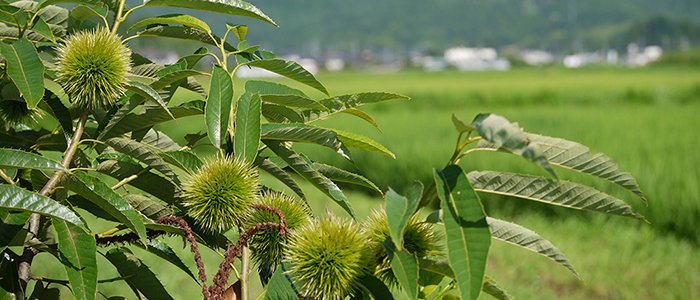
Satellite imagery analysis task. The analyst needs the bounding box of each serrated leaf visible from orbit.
[134,239,198,283]
[128,14,211,33]
[96,161,183,205]
[262,103,303,123]
[468,171,644,220]
[341,108,383,133]
[452,113,476,133]
[123,194,173,221]
[300,92,408,123]
[382,240,419,300]
[104,248,174,300]
[434,165,491,300]
[125,81,174,120]
[264,141,355,218]
[226,23,247,42]
[334,129,395,159]
[53,218,97,300]
[358,274,395,300]
[134,25,237,52]
[30,16,55,43]
[240,59,327,96]
[259,94,327,110]
[261,123,353,162]
[0,148,67,172]
[99,106,202,141]
[131,63,164,79]
[150,69,207,92]
[143,0,276,26]
[486,217,580,280]
[470,113,557,179]
[0,184,83,227]
[264,261,299,300]
[105,137,180,185]
[313,162,382,195]
[386,183,422,249]
[234,92,261,164]
[482,277,513,300]
[206,65,233,149]
[0,39,44,109]
[180,77,207,98]
[245,80,308,97]
[159,150,203,174]
[137,129,181,152]
[60,172,147,244]
[525,133,646,204]
[254,156,306,201]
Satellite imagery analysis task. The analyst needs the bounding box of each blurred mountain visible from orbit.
[130,0,700,55]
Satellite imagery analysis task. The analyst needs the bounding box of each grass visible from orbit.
[29,66,699,299]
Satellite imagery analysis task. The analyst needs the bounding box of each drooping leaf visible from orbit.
[234,92,261,164]
[104,137,180,185]
[470,113,557,179]
[254,156,306,201]
[357,274,395,300]
[452,113,476,133]
[0,249,24,299]
[30,15,56,43]
[300,92,409,123]
[434,165,491,300]
[264,262,299,300]
[150,69,208,93]
[38,0,123,13]
[240,59,327,96]
[334,129,395,159]
[0,211,30,253]
[60,172,147,245]
[123,194,173,221]
[245,80,308,97]
[0,39,44,109]
[137,129,181,152]
[313,162,382,195]
[382,240,419,300]
[104,248,174,300]
[206,65,233,149]
[70,4,107,27]
[53,218,97,300]
[131,63,163,79]
[42,90,73,135]
[96,161,183,205]
[159,150,203,174]
[486,217,580,280]
[0,148,67,172]
[468,171,644,220]
[134,25,237,52]
[180,77,208,98]
[259,94,327,110]
[385,183,422,248]
[482,277,513,300]
[342,108,382,133]
[128,14,211,33]
[526,133,646,204]
[99,106,202,141]
[0,184,83,227]
[143,0,276,27]
[95,153,140,166]
[133,239,198,283]
[124,81,175,120]
[261,123,353,162]
[262,103,303,123]
[264,141,355,218]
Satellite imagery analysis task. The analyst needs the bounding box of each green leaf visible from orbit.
[261,123,353,162]
[300,92,408,123]
[134,25,237,52]
[226,23,247,42]
[234,92,261,164]
[96,161,183,205]
[0,148,67,172]
[70,4,107,27]
[382,240,419,300]
[30,16,56,43]
[53,218,97,300]
[262,103,304,123]
[434,165,491,300]
[240,59,328,96]
[143,0,276,27]
[38,0,123,13]
[245,80,308,98]
[0,39,44,109]
[123,194,173,221]
[125,81,175,120]
[526,133,646,204]
[385,183,422,249]
[137,129,181,152]
[418,258,455,278]
[150,69,208,93]
[357,274,395,300]
[452,113,476,133]
[134,239,198,283]
[486,217,580,280]
[206,65,233,149]
[41,90,73,135]
[0,211,30,253]
[264,141,355,218]
[334,129,396,159]
[104,248,174,300]
[159,150,203,174]
[313,162,382,195]
[264,262,299,300]
[259,94,327,110]
[128,14,211,33]
[0,249,23,300]
[342,108,383,133]
[482,277,513,300]
[99,106,202,141]
[105,137,180,185]
[468,171,644,220]
[60,172,147,245]
[470,113,557,179]
[0,184,83,227]
[254,156,306,201]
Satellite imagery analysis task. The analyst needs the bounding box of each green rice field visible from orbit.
[29,66,700,299]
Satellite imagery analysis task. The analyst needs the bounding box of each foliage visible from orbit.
[0,1,647,300]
